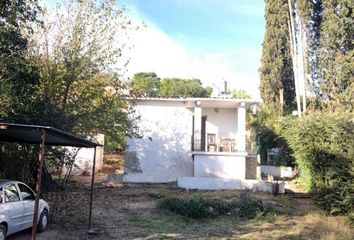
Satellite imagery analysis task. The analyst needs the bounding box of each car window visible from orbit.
[18,183,35,201]
[4,184,20,202]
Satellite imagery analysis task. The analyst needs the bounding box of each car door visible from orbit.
[3,183,25,234]
[17,183,36,229]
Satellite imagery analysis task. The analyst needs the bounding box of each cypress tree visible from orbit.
[259,0,296,116]
[297,0,353,111]
[316,0,353,111]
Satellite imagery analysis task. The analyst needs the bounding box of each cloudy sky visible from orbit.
[44,0,265,99]
[119,0,265,99]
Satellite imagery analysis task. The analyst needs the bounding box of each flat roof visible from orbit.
[129,97,257,109]
[0,123,102,148]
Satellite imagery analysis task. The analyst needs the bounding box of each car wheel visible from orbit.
[37,210,48,233]
[0,224,6,240]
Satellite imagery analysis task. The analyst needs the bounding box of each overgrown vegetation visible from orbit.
[279,112,354,215]
[0,0,138,181]
[157,192,275,220]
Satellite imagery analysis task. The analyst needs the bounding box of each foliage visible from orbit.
[247,108,294,166]
[129,72,213,98]
[259,0,295,116]
[130,72,160,97]
[29,0,139,143]
[315,0,354,111]
[280,112,354,214]
[159,78,212,98]
[156,192,274,219]
[0,0,139,189]
[0,0,42,120]
[297,0,353,112]
[231,89,251,99]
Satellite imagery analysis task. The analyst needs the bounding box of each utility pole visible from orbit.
[288,0,302,118]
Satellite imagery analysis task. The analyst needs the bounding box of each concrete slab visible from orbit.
[177,177,284,193]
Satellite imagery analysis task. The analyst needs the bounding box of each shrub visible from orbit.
[280,112,354,215]
[156,195,212,218]
[156,192,274,219]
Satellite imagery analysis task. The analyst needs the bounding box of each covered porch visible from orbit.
[177,99,283,192]
[186,98,253,154]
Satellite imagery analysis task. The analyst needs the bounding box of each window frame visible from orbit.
[4,183,21,203]
[17,183,36,201]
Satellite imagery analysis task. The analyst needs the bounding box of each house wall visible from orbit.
[202,108,237,139]
[257,165,293,178]
[124,101,194,183]
[65,134,104,175]
[194,153,246,179]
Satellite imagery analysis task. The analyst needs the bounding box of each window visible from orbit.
[4,184,20,202]
[18,183,35,201]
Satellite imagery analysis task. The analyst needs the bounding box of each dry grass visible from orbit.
[10,179,351,240]
[40,180,353,240]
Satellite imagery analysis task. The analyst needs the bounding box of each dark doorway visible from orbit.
[201,116,206,151]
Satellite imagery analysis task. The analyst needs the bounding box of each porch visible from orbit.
[187,98,250,154]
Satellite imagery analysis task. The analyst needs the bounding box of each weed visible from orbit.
[156,191,276,220]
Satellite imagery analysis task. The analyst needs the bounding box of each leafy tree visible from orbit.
[160,78,212,97]
[259,0,295,116]
[130,72,160,97]
[29,0,138,143]
[231,89,251,99]
[0,0,42,120]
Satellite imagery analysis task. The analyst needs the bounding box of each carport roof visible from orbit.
[0,123,102,148]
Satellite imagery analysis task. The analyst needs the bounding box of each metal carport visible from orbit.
[0,123,102,240]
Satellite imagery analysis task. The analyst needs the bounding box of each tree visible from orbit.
[231,89,251,99]
[0,0,42,120]
[130,72,160,97]
[259,0,296,116]
[316,0,353,111]
[29,0,138,141]
[296,0,353,112]
[160,78,212,97]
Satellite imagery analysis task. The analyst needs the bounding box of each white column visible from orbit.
[237,102,246,152]
[194,101,202,151]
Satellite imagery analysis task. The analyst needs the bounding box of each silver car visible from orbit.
[0,180,49,239]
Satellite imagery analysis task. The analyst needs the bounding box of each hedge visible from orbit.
[280,112,354,215]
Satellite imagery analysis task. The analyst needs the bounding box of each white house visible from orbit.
[124,97,282,192]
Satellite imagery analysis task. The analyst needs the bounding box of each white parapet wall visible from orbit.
[194,152,246,179]
[257,165,293,178]
[178,177,285,193]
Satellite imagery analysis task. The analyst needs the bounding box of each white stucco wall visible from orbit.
[65,134,104,175]
[202,108,237,140]
[178,177,285,193]
[257,165,293,178]
[194,153,246,179]
[124,101,194,182]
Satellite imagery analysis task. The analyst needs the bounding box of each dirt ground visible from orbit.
[7,175,354,240]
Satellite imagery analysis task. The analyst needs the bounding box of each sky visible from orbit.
[44,0,265,99]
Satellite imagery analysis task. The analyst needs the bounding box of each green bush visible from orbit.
[156,195,212,218]
[156,192,274,219]
[280,112,354,215]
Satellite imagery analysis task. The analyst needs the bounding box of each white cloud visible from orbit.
[123,19,261,100]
